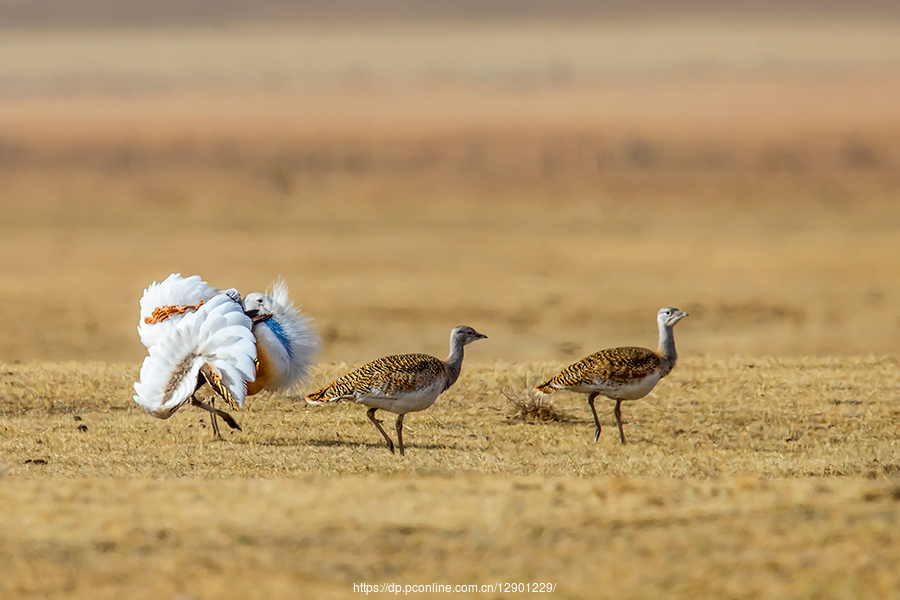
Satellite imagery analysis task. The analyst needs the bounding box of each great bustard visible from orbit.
[134,274,319,439]
[306,326,487,455]
[534,307,688,444]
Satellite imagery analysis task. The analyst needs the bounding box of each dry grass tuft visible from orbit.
[503,387,570,423]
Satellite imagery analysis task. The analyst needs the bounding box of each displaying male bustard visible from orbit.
[535,307,688,444]
[306,326,487,455]
[134,274,319,439]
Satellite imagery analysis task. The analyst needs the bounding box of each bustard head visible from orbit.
[451,325,488,346]
[657,307,689,328]
[242,292,276,324]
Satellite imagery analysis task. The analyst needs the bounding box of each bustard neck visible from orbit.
[444,336,467,389]
[657,321,678,376]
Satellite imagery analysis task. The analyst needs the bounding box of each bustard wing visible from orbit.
[537,347,661,391]
[137,273,223,349]
[306,353,445,403]
[133,294,257,418]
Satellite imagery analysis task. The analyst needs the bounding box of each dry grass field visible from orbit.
[2,358,900,598]
[2,11,900,599]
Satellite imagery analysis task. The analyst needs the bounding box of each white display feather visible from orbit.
[133,294,256,419]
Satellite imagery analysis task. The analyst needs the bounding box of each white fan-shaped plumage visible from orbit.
[242,278,320,395]
[133,293,257,419]
[137,273,241,349]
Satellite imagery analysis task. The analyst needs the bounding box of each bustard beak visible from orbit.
[244,309,273,324]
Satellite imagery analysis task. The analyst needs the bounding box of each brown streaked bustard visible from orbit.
[535,307,688,444]
[306,326,487,455]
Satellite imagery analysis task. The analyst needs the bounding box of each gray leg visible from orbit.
[395,414,405,456]
[614,400,626,445]
[191,396,242,439]
[587,392,602,442]
[208,396,221,439]
[366,407,395,454]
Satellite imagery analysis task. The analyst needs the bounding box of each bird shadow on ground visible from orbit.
[227,436,304,447]
[306,437,462,452]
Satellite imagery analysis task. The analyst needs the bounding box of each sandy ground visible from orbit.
[2,358,900,598]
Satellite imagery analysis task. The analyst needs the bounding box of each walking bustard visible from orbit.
[535,307,688,444]
[306,326,487,455]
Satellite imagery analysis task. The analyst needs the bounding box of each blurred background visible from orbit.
[1,0,899,365]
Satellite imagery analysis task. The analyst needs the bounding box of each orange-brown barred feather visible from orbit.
[201,363,240,411]
[144,300,205,325]
[538,347,661,390]
[307,354,444,401]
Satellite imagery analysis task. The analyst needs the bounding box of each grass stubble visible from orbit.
[1,357,900,599]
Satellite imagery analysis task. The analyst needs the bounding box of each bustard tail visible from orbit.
[534,380,557,394]
[305,382,347,405]
[133,294,257,418]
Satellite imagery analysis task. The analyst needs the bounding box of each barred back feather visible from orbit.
[306,353,447,403]
[535,347,662,393]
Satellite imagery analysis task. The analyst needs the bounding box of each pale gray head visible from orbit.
[657,307,689,328]
[243,292,276,324]
[451,325,488,346]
